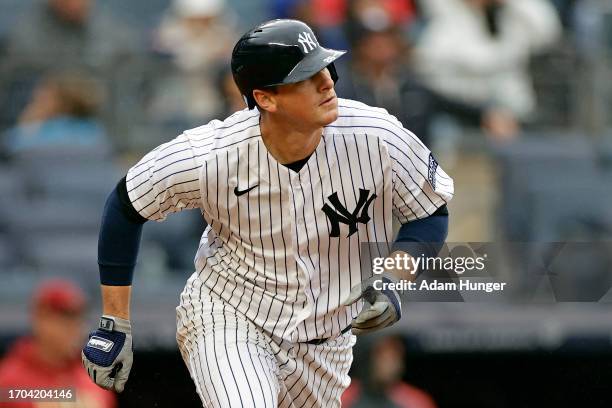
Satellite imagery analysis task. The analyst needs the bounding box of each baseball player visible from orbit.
[82,19,453,407]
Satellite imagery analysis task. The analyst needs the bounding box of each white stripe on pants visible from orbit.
[176,290,355,407]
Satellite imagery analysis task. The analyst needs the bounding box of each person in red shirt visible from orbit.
[0,279,116,408]
[342,334,437,408]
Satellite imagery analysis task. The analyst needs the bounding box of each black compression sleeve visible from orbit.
[394,205,449,269]
[116,176,148,224]
[98,177,147,285]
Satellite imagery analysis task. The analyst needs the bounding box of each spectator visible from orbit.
[3,0,140,71]
[413,0,562,123]
[273,0,416,28]
[342,334,437,408]
[0,279,116,408]
[336,6,518,146]
[2,72,110,155]
[149,0,237,126]
[271,0,418,51]
[0,0,140,132]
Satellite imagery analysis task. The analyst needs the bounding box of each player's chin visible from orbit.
[319,104,339,126]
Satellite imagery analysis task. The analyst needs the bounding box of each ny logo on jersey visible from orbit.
[297,32,318,54]
[322,189,377,238]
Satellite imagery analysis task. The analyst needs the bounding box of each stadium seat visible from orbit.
[495,136,612,301]
[0,164,25,218]
[26,233,98,276]
[5,198,102,236]
[0,234,17,269]
[12,147,120,202]
[494,135,603,241]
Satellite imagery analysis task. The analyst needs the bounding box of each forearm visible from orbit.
[85,179,145,392]
[102,285,132,320]
[384,250,419,283]
[97,178,147,321]
[389,206,449,279]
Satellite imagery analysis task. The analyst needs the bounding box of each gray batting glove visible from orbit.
[82,315,133,393]
[343,275,402,335]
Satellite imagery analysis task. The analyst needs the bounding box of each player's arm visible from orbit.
[101,285,131,320]
[345,116,454,334]
[344,207,449,335]
[388,204,449,281]
[82,133,205,391]
[385,118,454,277]
[82,177,147,392]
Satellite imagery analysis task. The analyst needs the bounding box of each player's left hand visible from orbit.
[343,275,402,335]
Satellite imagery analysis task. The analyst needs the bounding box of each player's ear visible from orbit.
[253,89,277,113]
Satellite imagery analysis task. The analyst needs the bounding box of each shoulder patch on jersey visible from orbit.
[428,153,438,190]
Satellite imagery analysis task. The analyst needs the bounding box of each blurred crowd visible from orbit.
[0,279,117,407]
[0,1,611,407]
[0,0,601,154]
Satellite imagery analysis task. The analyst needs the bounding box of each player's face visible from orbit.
[273,67,338,128]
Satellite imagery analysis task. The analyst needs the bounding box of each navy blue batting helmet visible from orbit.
[231,19,346,109]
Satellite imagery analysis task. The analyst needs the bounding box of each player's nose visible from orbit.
[316,68,334,92]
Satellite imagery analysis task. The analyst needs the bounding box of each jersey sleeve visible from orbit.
[125,133,204,221]
[383,117,454,223]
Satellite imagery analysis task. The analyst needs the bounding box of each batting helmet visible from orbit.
[231,19,346,109]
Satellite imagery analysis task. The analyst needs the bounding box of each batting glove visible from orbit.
[82,315,133,392]
[343,275,402,335]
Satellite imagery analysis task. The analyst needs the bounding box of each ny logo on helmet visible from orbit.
[298,32,318,54]
[322,189,377,238]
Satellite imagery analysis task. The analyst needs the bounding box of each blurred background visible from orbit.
[0,0,611,407]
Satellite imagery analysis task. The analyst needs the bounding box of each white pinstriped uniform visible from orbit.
[126,98,454,407]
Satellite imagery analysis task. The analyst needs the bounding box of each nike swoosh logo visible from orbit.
[234,184,258,196]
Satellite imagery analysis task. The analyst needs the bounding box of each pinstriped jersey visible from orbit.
[126,98,454,342]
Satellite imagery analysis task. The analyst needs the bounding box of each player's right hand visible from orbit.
[82,315,133,393]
